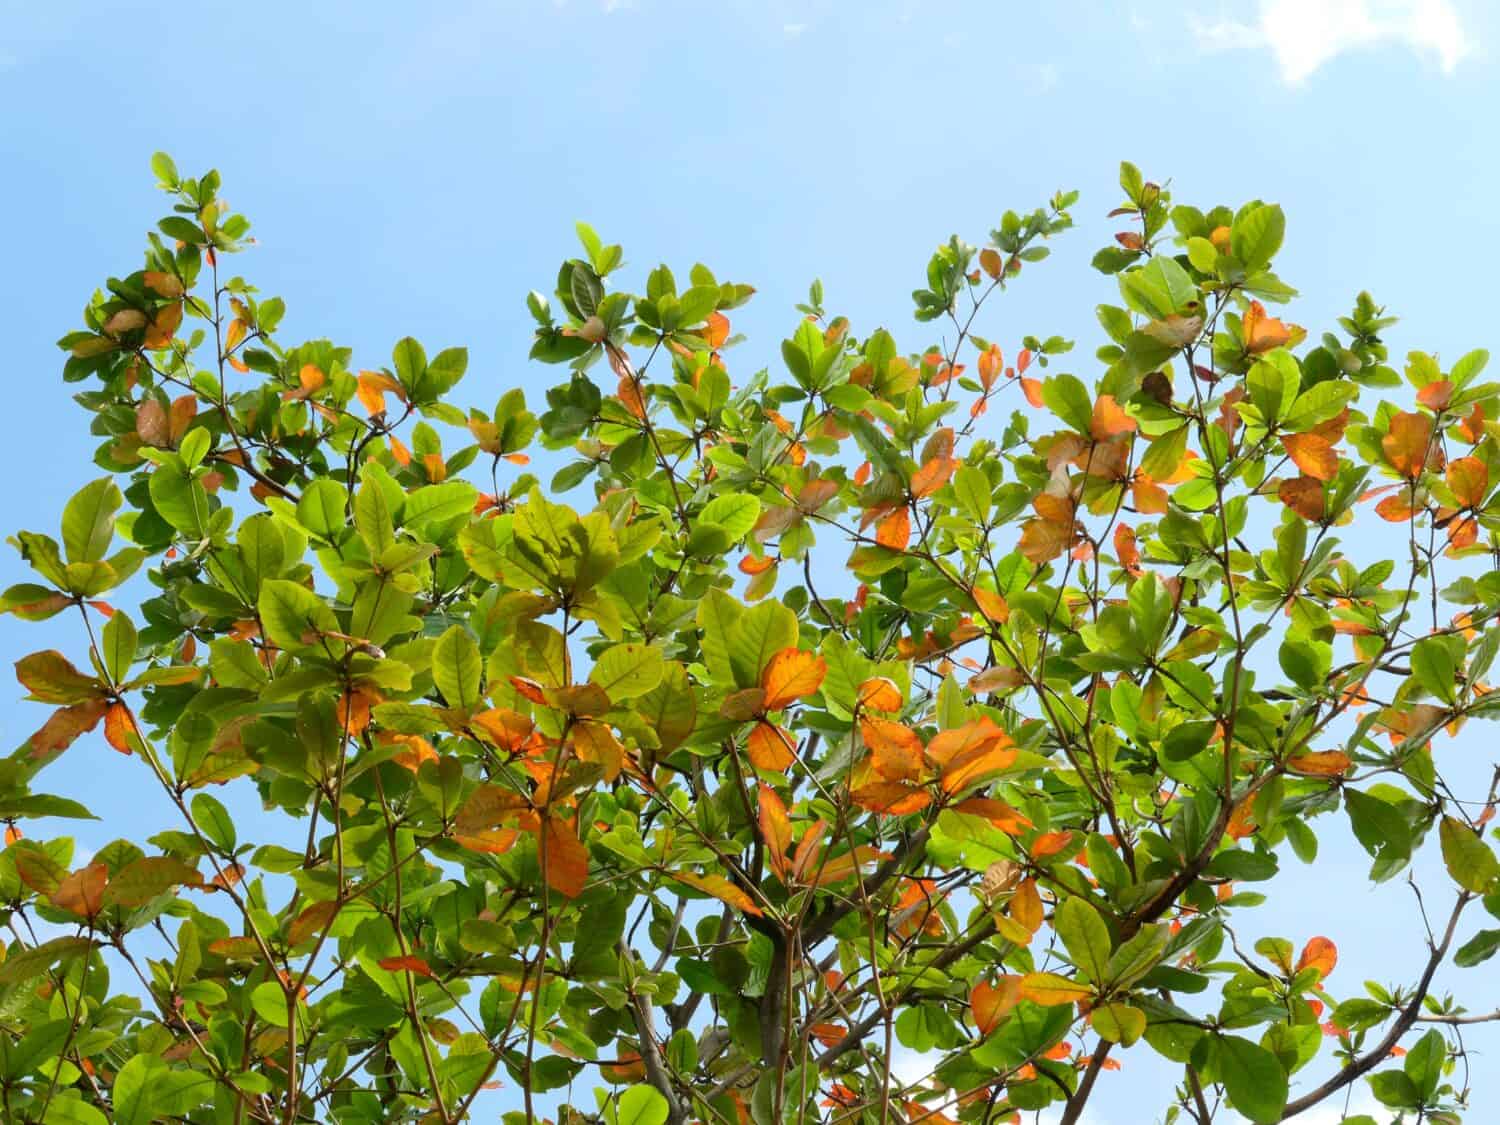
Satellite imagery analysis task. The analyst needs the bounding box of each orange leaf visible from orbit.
[1447,456,1488,508]
[739,554,777,575]
[1375,489,1417,522]
[860,716,924,781]
[1113,523,1141,573]
[911,457,956,499]
[856,677,903,712]
[1090,395,1136,441]
[875,508,911,550]
[283,364,325,402]
[1279,476,1325,522]
[571,722,625,782]
[1020,376,1044,408]
[356,371,404,415]
[389,434,412,466]
[972,977,1022,1035]
[1243,300,1292,354]
[1282,433,1338,482]
[926,717,1008,769]
[1132,474,1169,514]
[453,828,520,855]
[618,374,647,421]
[969,664,1025,695]
[509,676,548,705]
[667,870,762,916]
[1417,380,1453,412]
[952,797,1032,834]
[703,312,731,349]
[1286,750,1351,777]
[470,709,536,753]
[1382,412,1434,479]
[1458,403,1486,443]
[144,300,184,349]
[1031,830,1076,859]
[941,739,1018,795]
[850,781,932,816]
[103,702,137,755]
[747,721,797,770]
[540,818,589,899]
[758,784,793,879]
[1009,877,1044,938]
[761,648,828,710]
[971,586,1010,624]
[809,1023,848,1048]
[1296,936,1338,980]
[378,955,434,978]
[978,344,1003,388]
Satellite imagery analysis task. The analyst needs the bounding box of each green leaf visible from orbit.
[1041,374,1094,436]
[101,611,138,684]
[150,151,179,186]
[1118,256,1196,320]
[1090,1002,1146,1046]
[101,856,203,909]
[1344,789,1412,880]
[1404,1028,1445,1101]
[148,462,209,537]
[296,479,348,541]
[1454,927,1500,967]
[729,599,798,690]
[1216,1035,1288,1123]
[1439,815,1499,894]
[953,466,990,524]
[1411,636,1458,704]
[1054,896,1112,982]
[1369,1069,1421,1109]
[1230,204,1285,271]
[393,336,427,395]
[258,579,337,651]
[191,793,236,853]
[434,625,483,712]
[0,935,94,984]
[591,643,665,701]
[613,1084,669,1125]
[61,478,121,564]
[701,494,762,542]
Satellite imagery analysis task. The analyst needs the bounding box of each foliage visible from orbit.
[3,154,1500,1125]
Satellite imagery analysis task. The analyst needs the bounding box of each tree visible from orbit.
[1,153,1498,1125]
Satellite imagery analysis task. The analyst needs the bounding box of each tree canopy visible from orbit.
[3,155,1500,1124]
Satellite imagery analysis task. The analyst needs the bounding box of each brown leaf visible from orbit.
[51,863,108,919]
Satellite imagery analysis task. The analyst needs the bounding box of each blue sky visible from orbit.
[4,1,1500,1120]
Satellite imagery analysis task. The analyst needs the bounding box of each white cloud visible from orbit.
[783,22,806,39]
[1192,0,1471,83]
